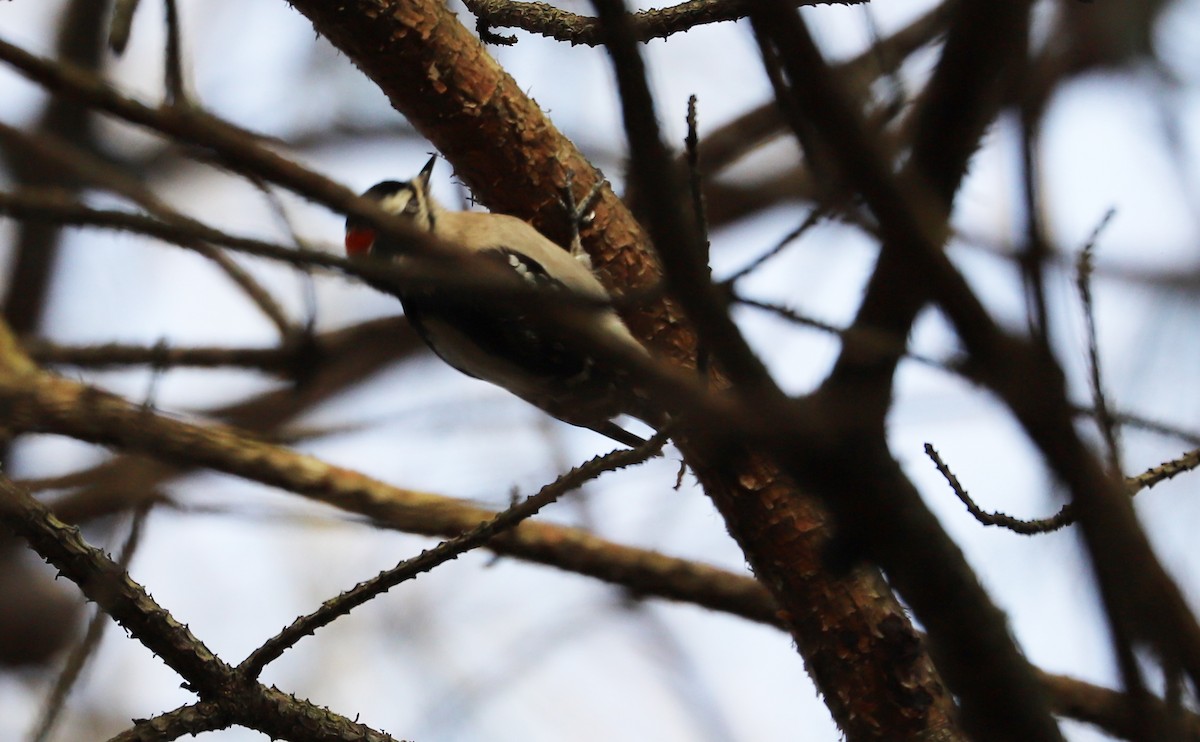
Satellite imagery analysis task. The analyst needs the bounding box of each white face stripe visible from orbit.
[379,188,417,216]
[376,182,438,233]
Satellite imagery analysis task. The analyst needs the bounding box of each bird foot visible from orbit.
[560,169,606,263]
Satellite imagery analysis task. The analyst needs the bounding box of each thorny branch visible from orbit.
[928,443,1200,535]
[241,432,668,679]
[0,474,401,742]
[464,0,865,46]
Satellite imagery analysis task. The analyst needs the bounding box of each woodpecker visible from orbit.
[345,155,653,447]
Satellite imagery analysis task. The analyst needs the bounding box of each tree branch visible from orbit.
[463,0,864,47]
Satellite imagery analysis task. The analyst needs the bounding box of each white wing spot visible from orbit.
[508,254,538,283]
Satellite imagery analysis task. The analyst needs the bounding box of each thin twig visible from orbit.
[1073,405,1200,448]
[926,443,1200,535]
[240,432,667,679]
[925,443,1074,535]
[465,0,865,47]
[1076,208,1121,474]
[739,296,951,371]
[723,209,824,285]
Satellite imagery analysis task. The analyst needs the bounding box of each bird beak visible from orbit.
[417,154,437,187]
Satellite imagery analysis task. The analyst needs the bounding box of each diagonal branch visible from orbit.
[0,361,776,624]
[0,473,402,742]
[241,432,667,679]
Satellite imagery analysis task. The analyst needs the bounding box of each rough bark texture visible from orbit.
[283,1,960,738]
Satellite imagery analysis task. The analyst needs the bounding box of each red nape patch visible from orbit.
[344,227,375,256]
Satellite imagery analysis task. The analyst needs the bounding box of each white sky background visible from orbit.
[1,0,1199,740]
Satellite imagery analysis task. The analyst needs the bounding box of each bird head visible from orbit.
[344,154,438,257]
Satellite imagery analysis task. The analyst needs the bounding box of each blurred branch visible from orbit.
[1041,670,1200,742]
[1096,408,1200,448]
[0,0,106,339]
[26,337,323,374]
[736,295,950,371]
[593,0,773,398]
[163,0,185,105]
[0,187,351,273]
[0,124,296,338]
[46,317,422,524]
[737,292,1200,453]
[696,2,948,176]
[0,186,611,314]
[639,3,949,231]
[0,34,439,252]
[0,0,109,482]
[108,0,144,54]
